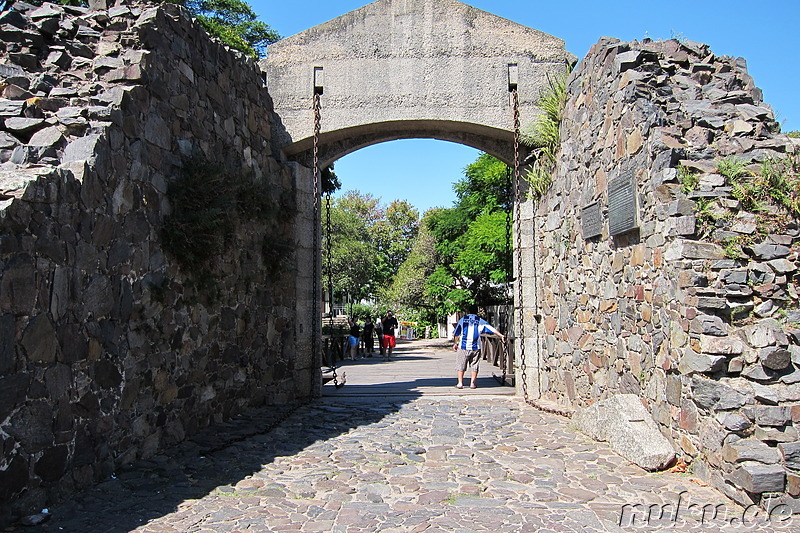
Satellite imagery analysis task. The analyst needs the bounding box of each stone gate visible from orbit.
[0,0,799,526]
[262,0,574,167]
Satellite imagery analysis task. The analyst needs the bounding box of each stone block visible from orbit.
[754,425,798,443]
[701,335,744,355]
[690,314,727,336]
[751,243,790,260]
[20,314,59,363]
[722,439,781,464]
[572,394,675,471]
[0,313,14,376]
[741,364,778,383]
[680,398,699,433]
[751,383,780,405]
[728,463,785,493]
[768,258,796,274]
[759,346,792,371]
[62,134,104,163]
[779,443,800,471]
[4,117,46,135]
[678,348,726,374]
[787,473,800,497]
[0,455,28,501]
[665,239,725,261]
[697,296,728,311]
[753,406,791,427]
[720,412,751,432]
[666,374,681,406]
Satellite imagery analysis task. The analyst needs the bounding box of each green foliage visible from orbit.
[345,302,377,320]
[679,166,699,194]
[721,237,744,259]
[456,153,511,217]
[419,154,512,317]
[323,192,419,306]
[520,67,570,199]
[161,157,290,294]
[168,0,280,59]
[729,155,800,217]
[788,131,800,138]
[381,222,438,322]
[716,157,750,182]
[452,211,511,285]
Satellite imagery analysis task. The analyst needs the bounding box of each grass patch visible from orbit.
[679,166,699,194]
[728,155,800,218]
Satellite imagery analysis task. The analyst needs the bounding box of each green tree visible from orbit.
[373,200,419,283]
[323,192,419,307]
[176,0,280,59]
[324,196,377,304]
[381,218,437,317]
[421,154,512,316]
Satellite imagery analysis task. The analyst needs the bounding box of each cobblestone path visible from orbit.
[24,396,788,532]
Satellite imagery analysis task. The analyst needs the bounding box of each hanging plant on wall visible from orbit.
[520,66,571,199]
[161,156,293,295]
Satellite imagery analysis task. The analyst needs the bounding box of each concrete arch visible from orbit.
[262,0,574,167]
[283,119,526,168]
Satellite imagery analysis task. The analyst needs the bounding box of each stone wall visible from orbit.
[0,2,304,524]
[534,37,799,508]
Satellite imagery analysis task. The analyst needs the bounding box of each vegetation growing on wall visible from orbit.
[681,154,800,258]
[161,157,292,294]
[520,68,570,199]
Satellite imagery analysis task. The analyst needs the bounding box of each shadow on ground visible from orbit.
[18,338,512,532]
[19,399,418,532]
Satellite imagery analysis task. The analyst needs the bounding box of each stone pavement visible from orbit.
[19,342,791,532]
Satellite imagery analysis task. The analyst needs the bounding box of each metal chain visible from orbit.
[312,92,320,383]
[511,87,529,403]
[312,92,339,388]
[511,85,571,419]
[324,191,335,342]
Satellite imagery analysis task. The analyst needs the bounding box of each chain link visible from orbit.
[511,87,529,403]
[312,92,340,388]
[510,85,571,419]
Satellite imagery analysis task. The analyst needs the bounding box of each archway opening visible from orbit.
[318,139,516,397]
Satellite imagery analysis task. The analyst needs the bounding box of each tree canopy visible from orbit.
[174,0,280,59]
[388,153,513,322]
[323,191,419,308]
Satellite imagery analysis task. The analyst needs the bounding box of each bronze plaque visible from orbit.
[608,170,638,236]
[581,202,602,239]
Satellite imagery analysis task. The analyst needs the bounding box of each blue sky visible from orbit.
[251,0,799,213]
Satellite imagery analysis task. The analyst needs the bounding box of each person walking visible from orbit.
[452,304,505,389]
[382,311,399,361]
[362,316,375,356]
[347,318,361,361]
[375,315,384,355]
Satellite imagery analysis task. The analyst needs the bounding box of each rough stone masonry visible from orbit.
[0,0,799,527]
[536,36,799,511]
[0,1,309,526]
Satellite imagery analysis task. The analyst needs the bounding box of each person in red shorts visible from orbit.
[381,310,399,361]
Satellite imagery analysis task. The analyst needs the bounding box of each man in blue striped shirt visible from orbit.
[452,305,506,389]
